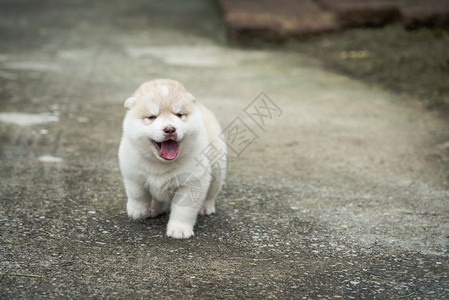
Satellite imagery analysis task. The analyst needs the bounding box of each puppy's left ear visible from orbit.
[124,97,137,110]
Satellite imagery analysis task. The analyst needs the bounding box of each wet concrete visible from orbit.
[1,0,449,298]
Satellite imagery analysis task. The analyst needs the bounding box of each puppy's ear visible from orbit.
[187,93,197,103]
[124,97,137,110]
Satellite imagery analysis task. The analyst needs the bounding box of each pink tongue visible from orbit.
[160,140,178,160]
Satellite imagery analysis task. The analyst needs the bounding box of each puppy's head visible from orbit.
[123,79,200,162]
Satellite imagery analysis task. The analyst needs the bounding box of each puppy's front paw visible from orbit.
[126,200,151,220]
[166,222,194,239]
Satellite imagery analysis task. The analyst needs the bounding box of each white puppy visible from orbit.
[118,79,226,239]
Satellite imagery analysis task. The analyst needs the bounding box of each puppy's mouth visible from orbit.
[152,139,179,161]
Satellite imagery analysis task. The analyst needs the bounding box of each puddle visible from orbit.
[0,112,59,126]
[38,155,63,163]
[58,49,93,61]
[125,45,268,67]
[2,61,61,72]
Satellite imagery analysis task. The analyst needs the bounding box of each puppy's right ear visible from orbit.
[124,97,137,110]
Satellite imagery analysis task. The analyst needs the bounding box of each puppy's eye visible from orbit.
[147,116,157,120]
[175,113,183,118]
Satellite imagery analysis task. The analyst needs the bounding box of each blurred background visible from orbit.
[1,0,448,110]
[219,0,449,109]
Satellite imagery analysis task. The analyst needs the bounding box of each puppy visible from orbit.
[118,79,226,239]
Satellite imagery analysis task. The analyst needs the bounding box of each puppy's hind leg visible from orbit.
[199,164,225,216]
[199,179,221,216]
[148,199,169,218]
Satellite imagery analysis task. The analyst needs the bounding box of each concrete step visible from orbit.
[218,0,449,44]
[219,0,339,44]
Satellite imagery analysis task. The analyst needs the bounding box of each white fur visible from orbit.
[118,79,226,239]
[145,102,160,117]
[171,99,184,114]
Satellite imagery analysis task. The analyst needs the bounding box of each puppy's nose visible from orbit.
[163,126,176,134]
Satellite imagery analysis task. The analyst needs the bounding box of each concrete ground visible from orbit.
[1,0,448,298]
